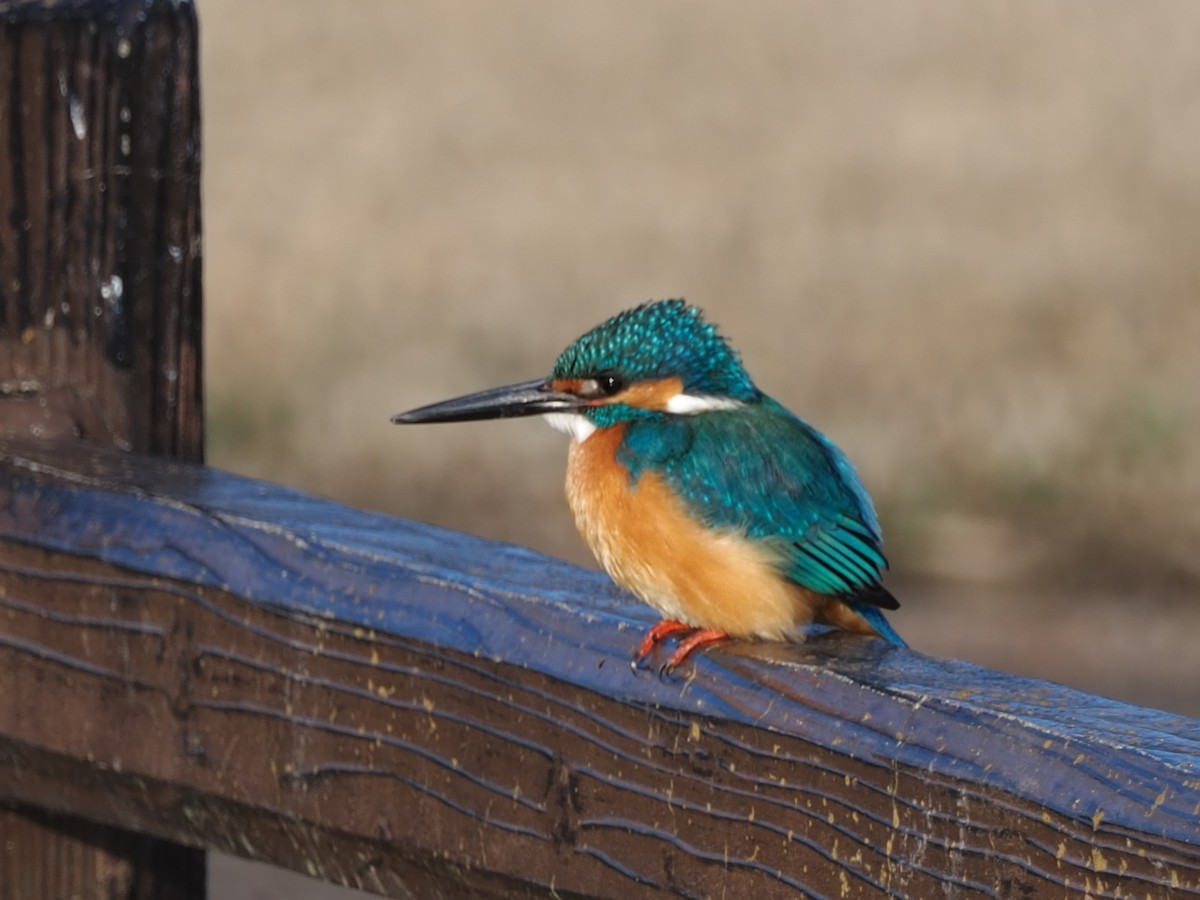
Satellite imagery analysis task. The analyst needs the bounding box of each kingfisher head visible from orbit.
[393,300,760,439]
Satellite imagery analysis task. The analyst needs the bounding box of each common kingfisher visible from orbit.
[393,300,906,670]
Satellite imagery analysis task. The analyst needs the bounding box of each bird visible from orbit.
[392,300,905,671]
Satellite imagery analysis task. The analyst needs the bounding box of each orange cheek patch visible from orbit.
[601,376,683,411]
[552,377,586,394]
[552,375,684,410]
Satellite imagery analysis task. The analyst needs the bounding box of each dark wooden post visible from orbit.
[0,0,203,459]
[0,0,204,896]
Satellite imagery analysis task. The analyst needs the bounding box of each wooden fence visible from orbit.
[1,1,1198,897]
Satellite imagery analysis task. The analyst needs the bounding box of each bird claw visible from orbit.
[632,622,731,677]
[628,653,683,680]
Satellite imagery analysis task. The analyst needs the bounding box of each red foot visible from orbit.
[636,620,695,660]
[665,628,730,672]
[635,620,731,673]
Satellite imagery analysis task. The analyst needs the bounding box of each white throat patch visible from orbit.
[544,412,597,442]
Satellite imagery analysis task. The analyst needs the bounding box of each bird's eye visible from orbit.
[577,372,625,399]
[596,373,624,396]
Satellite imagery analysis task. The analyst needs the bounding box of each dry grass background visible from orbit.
[201,1,1199,709]
[199,2,1198,897]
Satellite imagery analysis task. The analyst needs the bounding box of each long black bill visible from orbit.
[391,378,583,424]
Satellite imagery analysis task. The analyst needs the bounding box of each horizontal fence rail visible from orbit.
[0,437,1197,898]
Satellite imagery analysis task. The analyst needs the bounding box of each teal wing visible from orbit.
[618,397,897,610]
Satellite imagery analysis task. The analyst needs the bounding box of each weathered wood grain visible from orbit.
[1,438,1197,898]
[0,0,203,461]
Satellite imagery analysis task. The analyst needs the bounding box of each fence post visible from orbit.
[0,0,205,896]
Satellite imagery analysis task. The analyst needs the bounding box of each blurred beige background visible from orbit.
[202,2,1199,710]
[199,2,1198,897]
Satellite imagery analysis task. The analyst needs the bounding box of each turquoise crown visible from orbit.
[552,300,759,403]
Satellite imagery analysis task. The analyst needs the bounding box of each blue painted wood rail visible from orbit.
[0,437,1197,898]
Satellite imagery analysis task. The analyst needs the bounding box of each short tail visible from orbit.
[854,604,908,648]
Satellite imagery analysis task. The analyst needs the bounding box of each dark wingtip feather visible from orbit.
[849,583,900,611]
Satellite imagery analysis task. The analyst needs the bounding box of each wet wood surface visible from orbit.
[1,438,1197,898]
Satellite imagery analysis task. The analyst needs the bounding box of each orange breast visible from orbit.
[564,426,822,640]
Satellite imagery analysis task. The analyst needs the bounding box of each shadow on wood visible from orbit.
[1,438,1197,898]
[0,804,205,900]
